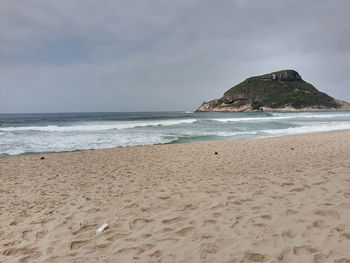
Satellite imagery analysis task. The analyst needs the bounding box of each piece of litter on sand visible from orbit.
[96,223,108,233]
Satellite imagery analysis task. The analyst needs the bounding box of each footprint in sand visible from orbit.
[199,243,220,260]
[22,230,32,241]
[334,258,350,263]
[290,187,304,192]
[335,224,345,232]
[293,246,317,256]
[96,243,110,250]
[149,250,162,258]
[3,247,40,258]
[243,252,268,262]
[314,209,340,219]
[281,182,294,187]
[134,244,154,255]
[161,217,184,224]
[253,223,266,227]
[175,227,193,236]
[313,253,328,263]
[158,227,173,233]
[312,220,328,229]
[70,240,89,250]
[158,196,171,200]
[129,218,154,229]
[277,248,292,262]
[225,200,242,206]
[342,233,350,239]
[201,234,214,239]
[3,240,20,248]
[282,229,296,241]
[114,247,139,255]
[182,203,198,211]
[124,202,139,209]
[212,212,222,218]
[313,181,326,186]
[72,224,98,235]
[231,216,243,228]
[285,209,298,215]
[35,230,47,240]
[202,219,217,226]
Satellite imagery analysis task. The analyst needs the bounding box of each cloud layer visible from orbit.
[1,0,350,112]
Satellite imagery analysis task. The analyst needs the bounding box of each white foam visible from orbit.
[2,113,350,156]
[0,119,197,132]
[271,112,350,118]
[213,116,293,122]
[0,132,178,155]
[212,131,258,136]
[212,113,350,123]
[262,122,350,135]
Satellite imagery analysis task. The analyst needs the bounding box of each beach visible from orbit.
[1,131,350,263]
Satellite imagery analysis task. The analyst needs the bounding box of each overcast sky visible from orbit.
[1,0,350,113]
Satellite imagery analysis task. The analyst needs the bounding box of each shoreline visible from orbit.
[195,107,350,113]
[1,130,350,262]
[2,128,350,160]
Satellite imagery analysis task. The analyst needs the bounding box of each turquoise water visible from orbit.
[1,111,350,156]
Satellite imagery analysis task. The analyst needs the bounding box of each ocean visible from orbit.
[1,111,350,157]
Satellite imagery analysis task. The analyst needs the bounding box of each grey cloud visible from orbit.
[1,0,350,113]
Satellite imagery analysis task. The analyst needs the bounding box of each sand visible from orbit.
[1,131,350,263]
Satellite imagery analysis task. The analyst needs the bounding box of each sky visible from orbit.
[1,0,350,113]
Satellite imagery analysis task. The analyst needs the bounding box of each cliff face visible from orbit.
[196,70,350,112]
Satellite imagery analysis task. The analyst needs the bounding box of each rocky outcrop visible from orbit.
[196,70,350,112]
[248,70,302,81]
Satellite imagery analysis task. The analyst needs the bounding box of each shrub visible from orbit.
[251,101,263,110]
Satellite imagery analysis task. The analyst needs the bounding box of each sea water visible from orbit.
[1,111,350,157]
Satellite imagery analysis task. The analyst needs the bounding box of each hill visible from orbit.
[196,70,350,112]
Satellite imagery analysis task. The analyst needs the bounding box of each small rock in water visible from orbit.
[96,223,108,233]
[40,156,45,160]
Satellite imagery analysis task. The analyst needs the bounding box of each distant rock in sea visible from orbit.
[196,70,350,112]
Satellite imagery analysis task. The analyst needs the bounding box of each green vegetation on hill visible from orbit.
[216,70,340,109]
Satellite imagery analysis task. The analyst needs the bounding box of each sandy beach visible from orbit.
[1,131,350,263]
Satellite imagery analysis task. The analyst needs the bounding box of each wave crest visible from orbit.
[212,113,350,123]
[0,119,197,132]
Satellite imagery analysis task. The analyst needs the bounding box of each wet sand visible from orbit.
[1,131,350,262]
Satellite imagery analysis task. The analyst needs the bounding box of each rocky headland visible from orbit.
[196,70,350,112]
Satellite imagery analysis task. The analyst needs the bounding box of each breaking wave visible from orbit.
[0,119,198,132]
[1,111,350,156]
[262,122,350,135]
[212,113,350,123]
